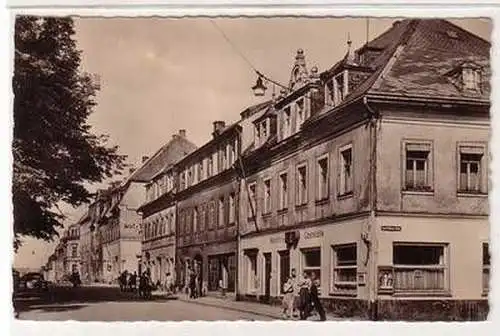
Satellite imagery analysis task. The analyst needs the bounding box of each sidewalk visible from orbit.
[176,294,343,321]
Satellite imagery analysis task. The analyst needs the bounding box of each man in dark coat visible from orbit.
[309,272,326,321]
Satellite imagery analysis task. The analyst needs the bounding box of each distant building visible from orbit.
[60,223,81,276]
[132,130,197,285]
[237,19,490,320]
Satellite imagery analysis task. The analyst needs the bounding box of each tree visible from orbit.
[12,16,126,251]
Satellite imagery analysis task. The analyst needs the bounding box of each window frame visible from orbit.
[331,243,357,296]
[278,170,289,211]
[263,178,272,215]
[301,247,322,288]
[457,142,488,195]
[296,163,308,207]
[402,140,434,193]
[391,242,449,294]
[338,143,354,197]
[316,154,330,202]
[247,182,257,219]
[482,242,490,295]
[218,196,225,228]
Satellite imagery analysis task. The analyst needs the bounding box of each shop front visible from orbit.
[142,235,176,286]
[177,240,237,296]
[238,216,370,314]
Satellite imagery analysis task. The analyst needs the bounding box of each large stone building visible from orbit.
[133,130,198,285]
[236,19,490,320]
[174,102,269,296]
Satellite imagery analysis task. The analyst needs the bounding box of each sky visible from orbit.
[13,17,492,270]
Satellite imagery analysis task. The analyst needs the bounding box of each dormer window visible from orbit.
[262,120,268,138]
[463,67,481,91]
[295,99,305,132]
[282,107,292,139]
[333,71,348,106]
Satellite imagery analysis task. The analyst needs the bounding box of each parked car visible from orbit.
[18,272,49,293]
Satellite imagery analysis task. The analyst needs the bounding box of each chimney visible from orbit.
[213,121,226,138]
[178,129,186,138]
[142,156,149,163]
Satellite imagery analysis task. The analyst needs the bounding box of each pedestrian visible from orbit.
[130,271,137,292]
[165,272,173,295]
[189,268,197,299]
[290,268,300,318]
[281,275,295,319]
[309,272,326,321]
[297,271,312,320]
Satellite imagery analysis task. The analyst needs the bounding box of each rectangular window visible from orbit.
[295,99,305,132]
[483,243,490,294]
[459,146,485,193]
[213,152,218,175]
[188,168,193,187]
[199,205,205,232]
[208,201,215,230]
[404,143,432,191]
[71,245,78,258]
[339,145,353,196]
[278,172,288,210]
[263,178,271,214]
[317,155,329,200]
[248,182,257,218]
[302,248,321,288]
[221,146,228,171]
[332,244,357,295]
[247,252,258,292]
[393,244,447,292]
[193,207,198,233]
[279,250,290,294]
[296,164,308,206]
[283,107,292,139]
[207,156,213,178]
[198,162,204,182]
[228,193,236,225]
[218,197,225,228]
[333,73,345,106]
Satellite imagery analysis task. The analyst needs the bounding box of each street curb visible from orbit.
[177,297,284,320]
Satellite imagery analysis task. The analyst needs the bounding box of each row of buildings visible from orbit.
[43,19,490,320]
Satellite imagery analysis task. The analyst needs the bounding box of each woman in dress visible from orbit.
[281,275,295,319]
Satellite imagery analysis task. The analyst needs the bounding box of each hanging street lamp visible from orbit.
[252,75,267,97]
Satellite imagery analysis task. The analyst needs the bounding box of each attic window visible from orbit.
[462,67,481,91]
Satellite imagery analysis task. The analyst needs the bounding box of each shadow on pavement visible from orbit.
[13,286,178,313]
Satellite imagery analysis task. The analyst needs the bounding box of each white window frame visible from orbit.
[296,163,308,206]
[278,171,288,211]
[282,106,292,139]
[218,197,225,228]
[316,154,329,201]
[248,182,257,219]
[295,98,305,132]
[331,243,357,296]
[392,242,449,293]
[457,143,487,194]
[339,144,353,196]
[301,247,322,289]
[403,140,433,192]
[263,178,272,215]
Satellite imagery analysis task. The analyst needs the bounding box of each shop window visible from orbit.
[208,256,220,292]
[302,248,321,288]
[393,243,447,292]
[459,145,485,194]
[316,155,329,201]
[246,252,259,292]
[278,171,288,210]
[263,178,272,214]
[483,243,490,294]
[296,164,308,206]
[332,244,357,295]
[279,250,290,294]
[404,142,433,192]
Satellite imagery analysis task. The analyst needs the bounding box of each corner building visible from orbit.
[237,19,490,321]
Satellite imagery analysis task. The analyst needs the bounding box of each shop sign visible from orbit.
[381,225,402,232]
[304,230,324,239]
[270,236,285,244]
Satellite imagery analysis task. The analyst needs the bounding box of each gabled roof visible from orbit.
[369,19,490,101]
[240,100,273,120]
[128,135,198,183]
[309,19,490,124]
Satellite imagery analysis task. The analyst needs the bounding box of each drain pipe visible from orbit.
[363,96,379,321]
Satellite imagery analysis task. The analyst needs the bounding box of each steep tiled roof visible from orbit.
[370,19,491,101]
[128,135,197,183]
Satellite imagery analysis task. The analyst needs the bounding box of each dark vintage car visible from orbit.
[18,272,49,293]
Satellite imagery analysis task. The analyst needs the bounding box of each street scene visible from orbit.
[12,17,491,322]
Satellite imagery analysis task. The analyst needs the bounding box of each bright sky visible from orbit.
[13,17,492,270]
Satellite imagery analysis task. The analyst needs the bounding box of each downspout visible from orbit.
[363,96,379,320]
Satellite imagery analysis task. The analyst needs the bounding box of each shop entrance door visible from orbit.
[264,253,272,302]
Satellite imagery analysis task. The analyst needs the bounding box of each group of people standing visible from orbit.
[281,268,326,321]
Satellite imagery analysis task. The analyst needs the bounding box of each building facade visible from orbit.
[237,19,490,321]
[61,224,81,277]
[175,103,269,296]
[133,130,198,286]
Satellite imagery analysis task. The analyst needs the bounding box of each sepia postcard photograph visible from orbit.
[9,10,493,325]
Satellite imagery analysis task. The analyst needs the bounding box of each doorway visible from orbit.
[264,253,272,302]
[194,254,203,296]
